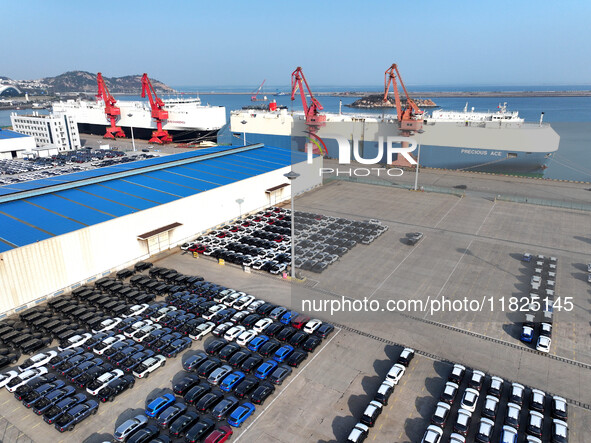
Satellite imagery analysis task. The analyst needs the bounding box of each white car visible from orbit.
[552,419,568,442]
[536,335,551,353]
[475,418,495,441]
[58,333,92,351]
[202,304,226,320]
[224,325,246,342]
[124,320,154,338]
[587,263,591,273]
[251,260,266,270]
[213,289,235,303]
[230,311,249,324]
[92,317,123,334]
[420,424,443,443]
[123,304,150,318]
[224,292,245,307]
[526,436,542,443]
[247,299,265,312]
[505,402,521,427]
[236,329,258,346]
[253,318,273,333]
[132,355,166,379]
[461,388,480,413]
[303,319,323,334]
[18,351,57,371]
[86,369,124,395]
[6,367,48,392]
[151,306,177,322]
[130,324,162,342]
[269,263,287,274]
[233,294,255,310]
[189,321,216,341]
[500,425,518,442]
[449,433,465,443]
[93,334,126,355]
[0,371,19,388]
[385,363,405,385]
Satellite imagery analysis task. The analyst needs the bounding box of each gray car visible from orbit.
[114,414,148,441]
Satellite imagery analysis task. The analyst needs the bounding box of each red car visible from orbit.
[204,424,233,443]
[292,315,311,329]
[229,226,242,232]
[216,231,230,238]
[188,243,204,252]
[266,219,276,225]
[241,221,252,227]
[273,236,284,243]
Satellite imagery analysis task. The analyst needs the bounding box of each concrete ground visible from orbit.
[1,175,590,442]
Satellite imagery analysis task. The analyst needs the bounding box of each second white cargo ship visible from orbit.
[53,96,227,143]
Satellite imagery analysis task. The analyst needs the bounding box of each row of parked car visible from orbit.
[520,254,558,353]
[421,363,569,443]
[293,213,388,273]
[347,348,415,442]
[107,270,336,442]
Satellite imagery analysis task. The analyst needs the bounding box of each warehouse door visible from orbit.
[147,232,170,255]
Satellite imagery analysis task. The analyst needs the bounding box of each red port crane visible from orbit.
[290,67,326,134]
[383,63,423,132]
[141,73,172,144]
[251,79,267,101]
[96,73,125,139]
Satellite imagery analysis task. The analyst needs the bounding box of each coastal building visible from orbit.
[0,128,36,159]
[10,111,81,151]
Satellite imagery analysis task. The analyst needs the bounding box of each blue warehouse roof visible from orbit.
[0,128,30,140]
[0,144,306,253]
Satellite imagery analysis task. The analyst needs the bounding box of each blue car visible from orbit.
[247,335,269,352]
[254,360,278,380]
[145,393,175,417]
[520,325,534,343]
[273,345,294,363]
[220,371,246,392]
[280,311,298,325]
[227,402,255,427]
[522,253,532,262]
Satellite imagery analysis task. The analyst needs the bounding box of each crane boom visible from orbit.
[96,72,125,139]
[141,73,172,144]
[383,64,423,132]
[290,67,326,132]
[251,79,267,101]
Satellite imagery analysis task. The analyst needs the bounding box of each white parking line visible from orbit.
[234,329,341,442]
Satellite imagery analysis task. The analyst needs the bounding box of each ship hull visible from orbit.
[230,109,559,174]
[77,123,220,143]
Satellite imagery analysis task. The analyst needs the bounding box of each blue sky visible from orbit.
[1,1,590,87]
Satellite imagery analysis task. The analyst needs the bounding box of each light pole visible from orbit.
[413,129,425,191]
[284,170,300,279]
[128,113,136,152]
[235,198,244,218]
[241,120,247,146]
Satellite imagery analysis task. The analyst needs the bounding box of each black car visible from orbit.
[0,352,19,369]
[97,375,135,402]
[258,340,281,357]
[302,336,322,353]
[276,327,297,342]
[84,332,114,350]
[205,338,228,356]
[234,377,259,399]
[288,331,309,347]
[315,323,334,338]
[241,354,264,373]
[397,348,415,367]
[286,349,308,368]
[264,322,284,338]
[269,365,292,385]
[54,399,99,432]
[183,352,209,372]
[43,393,88,424]
[67,358,103,380]
[228,350,251,368]
[212,397,240,422]
[184,383,212,405]
[112,345,145,365]
[185,417,216,443]
[194,390,224,413]
[256,303,276,316]
[74,363,115,388]
[173,373,201,396]
[169,411,200,438]
[134,261,153,272]
[250,382,275,405]
[163,337,192,358]
[127,424,159,443]
[14,374,58,400]
[142,328,172,347]
[58,353,94,375]
[219,343,241,361]
[32,385,76,415]
[121,350,155,373]
[156,402,187,429]
[151,333,183,353]
[196,358,223,378]
[241,314,261,329]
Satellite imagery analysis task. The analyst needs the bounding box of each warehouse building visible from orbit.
[10,111,81,151]
[0,128,36,159]
[0,143,322,315]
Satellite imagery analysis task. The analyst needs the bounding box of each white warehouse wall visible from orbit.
[0,155,322,315]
